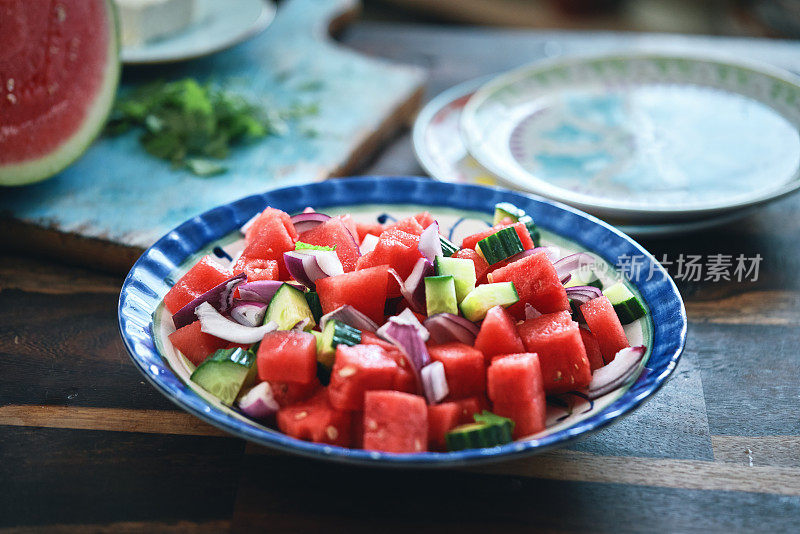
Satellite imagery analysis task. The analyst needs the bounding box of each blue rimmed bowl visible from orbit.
[118,176,686,467]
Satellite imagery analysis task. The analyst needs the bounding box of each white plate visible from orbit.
[121,0,275,65]
[412,76,754,237]
[460,53,800,223]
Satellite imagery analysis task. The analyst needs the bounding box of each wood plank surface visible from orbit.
[2,20,800,533]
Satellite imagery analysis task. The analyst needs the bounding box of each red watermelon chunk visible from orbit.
[413,212,436,229]
[386,215,425,236]
[316,265,389,324]
[581,296,630,363]
[454,396,491,423]
[493,398,546,438]
[427,402,462,451]
[300,218,361,272]
[579,326,605,371]
[356,221,385,242]
[474,305,525,363]
[428,343,486,400]
[490,250,569,318]
[328,344,399,411]
[245,207,298,244]
[168,321,229,366]
[517,311,592,394]
[257,331,317,384]
[461,222,534,251]
[240,214,296,279]
[452,248,490,283]
[487,353,545,405]
[356,229,422,297]
[270,378,320,408]
[277,390,352,447]
[231,256,279,282]
[363,390,428,453]
[164,255,230,314]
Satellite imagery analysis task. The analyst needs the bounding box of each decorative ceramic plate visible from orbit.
[461,53,800,222]
[413,77,755,237]
[118,177,686,467]
[121,0,275,65]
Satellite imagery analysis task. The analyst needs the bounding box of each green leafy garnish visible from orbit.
[105,78,317,176]
[295,242,336,251]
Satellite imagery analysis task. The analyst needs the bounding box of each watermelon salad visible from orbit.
[162,203,648,453]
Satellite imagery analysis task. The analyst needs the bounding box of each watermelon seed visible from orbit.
[366,419,378,430]
[326,426,339,440]
[414,439,423,451]
[294,411,308,420]
[338,366,357,378]
[6,94,17,104]
[6,79,13,92]
[55,4,66,22]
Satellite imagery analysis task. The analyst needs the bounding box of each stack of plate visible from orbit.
[413,53,800,236]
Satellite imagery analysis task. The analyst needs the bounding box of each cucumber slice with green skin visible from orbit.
[190,347,255,405]
[317,319,361,368]
[439,235,459,257]
[434,256,477,303]
[265,283,316,331]
[603,282,647,324]
[477,226,524,265]
[459,282,518,321]
[425,275,459,316]
[493,202,541,247]
[305,291,324,323]
[295,242,336,251]
[445,421,513,451]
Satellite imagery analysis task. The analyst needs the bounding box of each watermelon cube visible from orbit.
[579,326,605,371]
[453,396,491,423]
[269,378,320,407]
[257,331,317,384]
[356,229,422,297]
[232,256,279,282]
[363,391,428,453]
[299,217,361,272]
[245,207,298,244]
[360,331,397,352]
[461,222,534,251]
[487,353,544,405]
[517,311,592,394]
[164,255,230,314]
[490,250,569,318]
[474,305,526,362]
[328,344,399,411]
[580,296,630,363]
[427,402,462,451]
[452,248,490,283]
[356,221,384,242]
[168,321,228,366]
[413,212,436,229]
[316,265,389,324]
[493,398,546,438]
[277,390,352,447]
[428,343,486,400]
[386,215,425,236]
[350,411,365,449]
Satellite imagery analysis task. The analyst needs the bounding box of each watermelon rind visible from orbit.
[0,0,120,187]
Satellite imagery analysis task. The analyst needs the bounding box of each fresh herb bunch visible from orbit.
[106,78,316,176]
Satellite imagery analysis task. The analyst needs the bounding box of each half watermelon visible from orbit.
[0,0,120,186]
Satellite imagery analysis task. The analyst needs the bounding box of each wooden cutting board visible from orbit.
[0,0,425,272]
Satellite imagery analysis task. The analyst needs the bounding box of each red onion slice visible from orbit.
[421,361,449,404]
[319,305,379,332]
[565,285,603,306]
[381,321,431,391]
[377,308,430,342]
[418,222,443,262]
[195,302,278,344]
[398,258,434,313]
[423,313,479,345]
[290,212,331,234]
[524,303,542,320]
[553,252,596,281]
[359,233,380,255]
[172,273,246,329]
[237,281,285,303]
[587,345,646,399]
[237,382,279,420]
[283,250,343,289]
[230,300,268,327]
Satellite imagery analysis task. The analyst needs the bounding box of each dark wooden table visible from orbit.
[2,22,800,533]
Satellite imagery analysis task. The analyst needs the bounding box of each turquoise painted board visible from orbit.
[0,0,425,270]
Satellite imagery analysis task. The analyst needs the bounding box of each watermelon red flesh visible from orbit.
[580,296,630,363]
[316,265,389,324]
[452,248,490,283]
[474,305,525,363]
[276,390,352,447]
[460,222,534,251]
[168,321,228,366]
[413,212,436,229]
[579,326,605,371]
[299,218,361,272]
[363,390,428,453]
[490,250,570,318]
[356,221,384,242]
[427,343,486,400]
[453,396,490,423]
[256,331,317,384]
[427,402,461,451]
[245,207,298,244]
[386,216,424,236]
[231,257,279,282]
[270,378,320,408]
[328,344,399,411]
[356,229,422,298]
[493,398,546,438]
[517,311,592,394]
[240,215,296,279]
[0,0,119,186]
[163,255,231,315]
[487,353,545,405]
